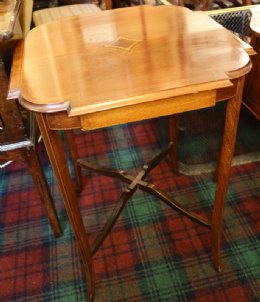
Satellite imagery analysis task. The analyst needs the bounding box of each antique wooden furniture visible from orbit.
[206,5,253,37]
[243,6,260,120]
[183,0,253,10]
[8,5,253,300]
[33,0,110,27]
[0,0,62,237]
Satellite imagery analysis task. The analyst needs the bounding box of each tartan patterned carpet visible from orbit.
[1,109,260,301]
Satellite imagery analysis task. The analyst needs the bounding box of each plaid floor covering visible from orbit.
[1,111,260,301]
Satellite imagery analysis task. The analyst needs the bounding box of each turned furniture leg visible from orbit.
[25,147,62,237]
[211,76,245,272]
[36,113,95,301]
[169,114,179,173]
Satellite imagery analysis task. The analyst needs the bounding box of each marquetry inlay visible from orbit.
[105,37,141,51]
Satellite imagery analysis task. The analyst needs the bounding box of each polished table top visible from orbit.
[19,5,251,118]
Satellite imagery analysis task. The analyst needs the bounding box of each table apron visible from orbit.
[45,85,237,131]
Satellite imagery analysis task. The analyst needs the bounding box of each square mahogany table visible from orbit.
[9,5,253,301]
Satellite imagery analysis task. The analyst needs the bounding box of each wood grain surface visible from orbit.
[19,5,251,116]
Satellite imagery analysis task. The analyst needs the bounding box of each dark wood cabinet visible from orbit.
[243,34,260,120]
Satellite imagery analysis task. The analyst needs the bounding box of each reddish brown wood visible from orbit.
[0,147,62,237]
[0,61,62,238]
[65,130,83,192]
[35,112,95,301]
[169,115,179,173]
[78,142,211,255]
[211,76,245,272]
[19,6,250,116]
[243,32,260,120]
[243,0,252,5]
[9,5,254,299]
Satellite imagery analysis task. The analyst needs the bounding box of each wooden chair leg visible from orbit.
[24,147,62,238]
[169,114,179,173]
[65,130,83,192]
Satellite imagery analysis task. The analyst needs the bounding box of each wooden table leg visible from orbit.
[65,130,83,192]
[169,114,179,173]
[211,76,245,272]
[36,113,95,301]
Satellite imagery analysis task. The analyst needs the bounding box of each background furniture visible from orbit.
[0,0,62,237]
[183,0,253,10]
[33,0,110,11]
[33,2,102,25]
[242,6,260,120]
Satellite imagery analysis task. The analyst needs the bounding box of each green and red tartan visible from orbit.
[1,113,260,301]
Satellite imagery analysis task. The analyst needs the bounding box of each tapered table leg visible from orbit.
[211,76,245,272]
[65,130,83,192]
[169,115,179,173]
[36,113,95,301]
